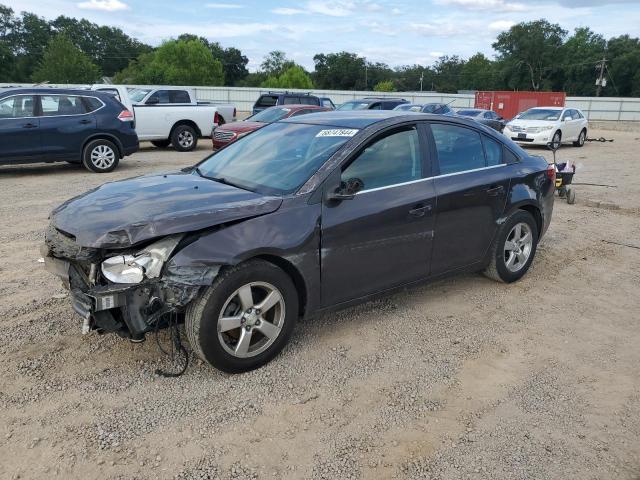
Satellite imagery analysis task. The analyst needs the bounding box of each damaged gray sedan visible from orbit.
[43,111,554,373]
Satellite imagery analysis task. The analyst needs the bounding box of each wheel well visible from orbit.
[254,254,307,318]
[519,205,542,237]
[82,135,123,159]
[171,120,201,138]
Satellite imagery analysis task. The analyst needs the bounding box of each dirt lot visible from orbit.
[1,131,639,480]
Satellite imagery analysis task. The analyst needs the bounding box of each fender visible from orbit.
[80,133,125,158]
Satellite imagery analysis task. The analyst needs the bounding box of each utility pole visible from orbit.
[595,56,607,97]
[419,72,424,92]
[365,61,368,90]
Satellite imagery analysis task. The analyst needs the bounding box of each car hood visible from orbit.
[508,119,558,128]
[219,121,265,133]
[50,171,282,248]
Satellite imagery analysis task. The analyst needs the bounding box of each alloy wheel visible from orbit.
[90,145,116,170]
[177,131,194,149]
[504,222,533,273]
[217,282,286,358]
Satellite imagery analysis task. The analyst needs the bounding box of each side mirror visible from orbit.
[326,177,364,201]
[146,97,159,105]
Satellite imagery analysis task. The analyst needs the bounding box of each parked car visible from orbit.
[503,107,588,148]
[337,97,409,111]
[456,108,506,132]
[421,103,455,115]
[92,85,236,152]
[393,103,425,112]
[212,104,330,149]
[0,87,138,172]
[252,92,320,115]
[43,111,555,373]
[320,97,336,109]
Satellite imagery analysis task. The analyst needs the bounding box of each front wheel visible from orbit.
[171,125,198,152]
[82,139,119,173]
[483,210,539,283]
[573,129,586,147]
[185,260,298,373]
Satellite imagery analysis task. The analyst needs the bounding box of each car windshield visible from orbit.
[247,107,292,123]
[457,109,481,117]
[129,88,151,103]
[196,122,357,195]
[518,109,561,121]
[394,104,422,111]
[422,104,446,113]
[337,101,369,111]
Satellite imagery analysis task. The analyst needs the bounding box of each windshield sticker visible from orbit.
[315,129,358,138]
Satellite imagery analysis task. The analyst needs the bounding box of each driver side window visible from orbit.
[562,110,573,121]
[341,126,422,191]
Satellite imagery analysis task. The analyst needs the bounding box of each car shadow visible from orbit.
[0,160,141,178]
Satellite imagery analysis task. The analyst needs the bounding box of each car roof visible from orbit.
[529,106,563,110]
[0,86,107,96]
[344,98,407,105]
[279,110,478,129]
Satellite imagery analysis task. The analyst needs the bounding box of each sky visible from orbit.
[9,0,640,71]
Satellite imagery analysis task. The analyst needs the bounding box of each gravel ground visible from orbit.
[0,131,639,479]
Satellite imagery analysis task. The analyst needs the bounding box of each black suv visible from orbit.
[253,92,321,114]
[337,97,409,111]
[0,87,138,172]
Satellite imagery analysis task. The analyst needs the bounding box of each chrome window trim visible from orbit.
[0,94,38,120]
[355,163,507,195]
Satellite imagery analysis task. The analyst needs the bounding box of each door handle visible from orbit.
[22,123,38,129]
[486,185,504,196]
[409,204,432,217]
[79,119,92,124]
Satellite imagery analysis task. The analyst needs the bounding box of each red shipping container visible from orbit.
[474,91,566,120]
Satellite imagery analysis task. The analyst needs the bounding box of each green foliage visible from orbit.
[313,52,367,90]
[260,50,295,77]
[373,80,395,92]
[32,34,100,83]
[115,39,224,86]
[261,65,313,89]
[177,34,248,85]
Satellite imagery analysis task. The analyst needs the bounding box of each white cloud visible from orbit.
[437,0,527,12]
[410,22,466,37]
[272,7,305,15]
[205,2,244,8]
[306,1,356,16]
[391,7,402,14]
[488,19,515,31]
[77,0,129,11]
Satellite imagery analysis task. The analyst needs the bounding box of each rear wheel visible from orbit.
[171,124,198,152]
[573,129,586,147]
[484,210,539,283]
[185,260,298,373]
[82,139,119,173]
[151,140,171,148]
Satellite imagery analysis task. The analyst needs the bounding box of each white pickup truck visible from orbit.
[91,85,236,151]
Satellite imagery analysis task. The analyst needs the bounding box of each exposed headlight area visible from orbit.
[101,234,184,284]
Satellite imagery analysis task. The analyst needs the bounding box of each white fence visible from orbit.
[2,83,640,121]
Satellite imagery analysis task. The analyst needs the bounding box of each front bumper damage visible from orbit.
[42,243,218,341]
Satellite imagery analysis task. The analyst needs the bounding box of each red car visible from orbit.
[212,104,331,149]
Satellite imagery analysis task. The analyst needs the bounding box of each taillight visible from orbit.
[546,164,556,181]
[214,112,220,125]
[118,109,134,121]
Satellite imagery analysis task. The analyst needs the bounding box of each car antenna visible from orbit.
[434,98,456,114]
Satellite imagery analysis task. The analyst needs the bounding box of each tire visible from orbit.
[171,124,198,152]
[573,129,586,147]
[483,210,539,283]
[185,260,298,373]
[82,139,119,173]
[551,130,562,150]
[151,140,171,148]
[566,188,576,204]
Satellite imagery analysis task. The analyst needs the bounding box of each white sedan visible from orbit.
[503,107,588,148]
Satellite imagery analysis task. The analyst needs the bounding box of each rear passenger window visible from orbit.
[83,97,103,112]
[256,95,278,108]
[431,124,485,175]
[147,90,170,104]
[283,97,299,105]
[0,95,35,118]
[342,126,421,191]
[298,96,318,106]
[483,136,502,166]
[169,90,190,103]
[40,95,87,116]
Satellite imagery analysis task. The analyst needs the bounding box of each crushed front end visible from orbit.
[42,224,217,341]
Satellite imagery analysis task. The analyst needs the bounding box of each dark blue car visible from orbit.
[0,87,138,172]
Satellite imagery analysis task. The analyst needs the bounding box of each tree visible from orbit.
[115,39,224,86]
[261,50,295,77]
[373,80,394,92]
[433,55,465,93]
[261,65,313,89]
[32,34,100,83]
[313,52,366,90]
[559,28,606,95]
[394,65,435,91]
[10,11,53,81]
[459,53,497,91]
[493,20,567,91]
[176,34,248,85]
[0,5,16,79]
